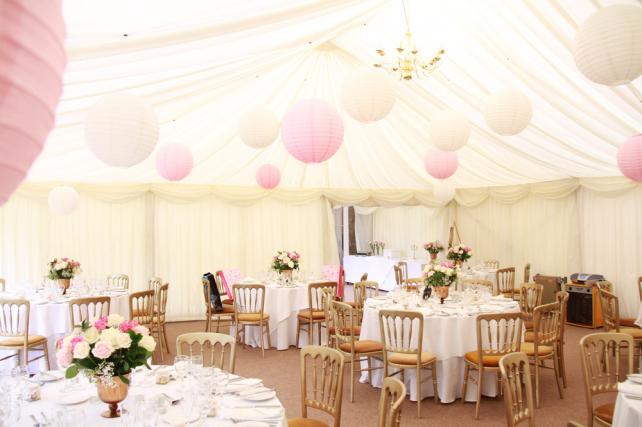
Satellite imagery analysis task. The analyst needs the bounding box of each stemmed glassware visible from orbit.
[174,355,190,383]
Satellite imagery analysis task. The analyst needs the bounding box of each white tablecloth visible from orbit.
[358,296,520,403]
[343,256,424,291]
[614,380,642,427]
[0,291,129,371]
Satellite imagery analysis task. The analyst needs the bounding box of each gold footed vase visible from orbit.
[429,253,437,263]
[435,286,449,304]
[280,269,293,280]
[96,374,130,418]
[57,278,70,295]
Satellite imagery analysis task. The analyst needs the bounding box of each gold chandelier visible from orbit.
[373,0,445,80]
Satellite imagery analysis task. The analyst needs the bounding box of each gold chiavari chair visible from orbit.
[359,272,368,282]
[554,290,570,388]
[397,262,408,285]
[148,276,162,293]
[579,332,634,427]
[176,332,236,373]
[378,377,406,427]
[150,283,169,361]
[462,312,523,420]
[333,301,383,402]
[353,281,379,322]
[597,289,642,367]
[288,345,345,427]
[405,277,423,292]
[107,274,129,290]
[68,296,110,329]
[499,352,535,427]
[393,265,403,287]
[233,284,271,357]
[520,283,544,330]
[296,282,337,347]
[497,267,516,299]
[484,260,500,269]
[129,290,155,330]
[202,277,235,333]
[519,302,564,408]
[463,278,494,293]
[523,264,531,284]
[323,288,338,348]
[0,278,5,292]
[380,310,438,418]
[0,298,50,369]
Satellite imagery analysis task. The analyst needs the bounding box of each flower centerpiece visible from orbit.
[423,241,444,262]
[56,314,156,418]
[369,240,386,256]
[47,257,81,295]
[423,261,458,304]
[272,250,300,280]
[446,244,472,267]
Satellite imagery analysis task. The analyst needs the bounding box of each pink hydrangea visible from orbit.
[119,320,139,333]
[94,316,108,331]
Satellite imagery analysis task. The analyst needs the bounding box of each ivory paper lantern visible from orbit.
[85,93,159,167]
[484,89,533,136]
[424,149,459,179]
[155,143,193,181]
[617,135,642,182]
[281,99,344,164]
[48,186,79,215]
[341,68,396,123]
[574,5,642,86]
[433,182,456,203]
[429,110,471,151]
[239,106,280,148]
[256,164,281,189]
[0,0,66,206]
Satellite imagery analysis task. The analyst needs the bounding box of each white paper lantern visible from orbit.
[429,110,471,151]
[433,182,456,204]
[239,106,280,148]
[574,5,642,86]
[85,93,159,167]
[341,68,396,123]
[484,88,533,136]
[48,186,78,215]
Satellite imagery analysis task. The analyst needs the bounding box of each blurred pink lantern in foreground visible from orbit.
[0,0,67,206]
[281,99,344,164]
[256,164,281,189]
[617,135,642,182]
[424,149,459,179]
[155,143,194,181]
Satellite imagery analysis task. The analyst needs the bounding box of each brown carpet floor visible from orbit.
[152,319,597,427]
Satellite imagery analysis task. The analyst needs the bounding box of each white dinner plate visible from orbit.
[243,390,276,401]
[55,391,93,405]
[36,370,64,382]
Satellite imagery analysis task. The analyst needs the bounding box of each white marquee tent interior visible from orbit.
[1,0,641,322]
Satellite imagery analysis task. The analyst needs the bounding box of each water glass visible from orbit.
[189,354,203,376]
[175,355,190,381]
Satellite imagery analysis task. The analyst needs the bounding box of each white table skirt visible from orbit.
[358,299,520,403]
[613,381,642,427]
[343,256,424,291]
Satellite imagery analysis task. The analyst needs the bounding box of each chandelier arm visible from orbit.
[401,0,411,32]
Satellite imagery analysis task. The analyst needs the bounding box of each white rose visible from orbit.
[139,335,156,352]
[288,261,294,268]
[83,326,99,344]
[62,335,74,348]
[107,314,124,328]
[99,328,120,347]
[73,341,90,359]
[116,332,132,349]
[132,325,149,336]
[283,256,291,264]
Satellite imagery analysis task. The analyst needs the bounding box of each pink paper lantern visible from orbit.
[424,149,459,179]
[155,143,194,181]
[281,99,344,164]
[0,0,66,206]
[617,135,642,182]
[256,164,281,189]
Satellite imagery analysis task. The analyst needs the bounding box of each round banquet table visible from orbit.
[358,295,520,403]
[613,380,642,427]
[0,290,129,372]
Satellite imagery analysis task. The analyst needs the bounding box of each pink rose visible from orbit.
[56,348,72,368]
[62,257,68,261]
[94,316,108,331]
[132,325,149,336]
[69,336,84,352]
[91,341,114,359]
[119,320,139,333]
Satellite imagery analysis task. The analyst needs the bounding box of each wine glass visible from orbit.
[174,355,190,382]
[189,354,203,377]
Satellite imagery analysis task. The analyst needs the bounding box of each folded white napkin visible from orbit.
[236,386,272,397]
[218,407,283,421]
[620,379,642,396]
[220,395,280,408]
[161,407,199,427]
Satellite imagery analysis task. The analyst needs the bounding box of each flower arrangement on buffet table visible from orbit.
[423,261,459,303]
[446,244,472,266]
[424,240,444,263]
[47,257,81,294]
[368,240,386,255]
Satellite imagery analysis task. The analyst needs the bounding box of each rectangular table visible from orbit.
[343,255,424,291]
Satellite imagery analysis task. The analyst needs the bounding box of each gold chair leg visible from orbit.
[23,345,28,368]
[205,315,210,332]
[43,342,50,370]
[163,324,170,354]
[350,354,355,403]
[265,320,272,350]
[295,319,301,348]
[432,362,438,403]
[534,357,540,408]
[416,364,422,418]
[553,351,564,400]
[260,323,265,358]
[461,363,470,404]
[474,366,483,420]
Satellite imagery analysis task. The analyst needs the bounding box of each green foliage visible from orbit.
[65,365,79,379]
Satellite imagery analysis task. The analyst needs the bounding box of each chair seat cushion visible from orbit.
[222,299,234,305]
[210,305,235,314]
[388,351,436,365]
[523,331,545,342]
[297,309,326,320]
[520,342,554,356]
[524,320,534,330]
[338,339,383,354]
[288,418,330,427]
[594,402,614,424]
[329,326,361,336]
[237,313,269,322]
[464,351,503,367]
[0,335,47,346]
[620,327,642,338]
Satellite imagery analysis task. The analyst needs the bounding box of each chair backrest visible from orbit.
[523,263,531,284]
[556,290,569,338]
[379,310,424,357]
[378,377,406,427]
[331,301,358,350]
[0,278,4,292]
[404,277,422,291]
[308,282,337,311]
[232,284,266,315]
[519,283,544,317]
[475,313,523,361]
[354,281,379,309]
[463,278,493,292]
[0,298,29,341]
[156,283,169,317]
[299,345,344,427]
[148,277,162,293]
[129,290,155,326]
[360,272,368,282]
[323,288,337,341]
[579,332,634,422]
[484,260,500,269]
[499,352,535,427]
[176,332,236,373]
[596,280,613,293]
[393,265,402,286]
[397,262,408,284]
[532,301,561,348]
[497,268,516,295]
[69,296,110,329]
[597,288,620,332]
[107,274,129,290]
[202,277,213,313]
